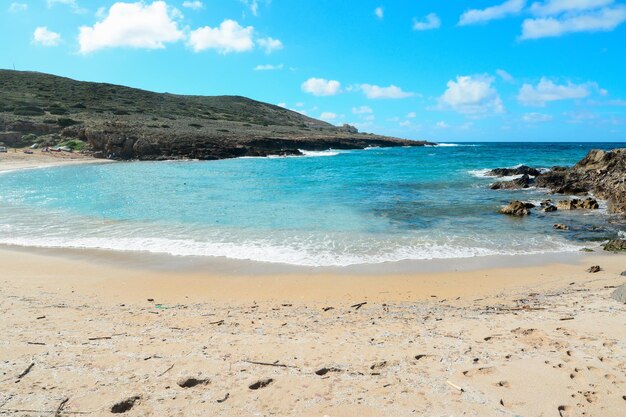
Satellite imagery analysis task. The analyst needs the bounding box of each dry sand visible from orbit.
[0,156,624,416]
[0,247,624,417]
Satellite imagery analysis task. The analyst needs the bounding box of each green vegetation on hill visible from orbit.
[0,70,431,160]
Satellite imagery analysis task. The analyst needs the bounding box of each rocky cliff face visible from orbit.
[490,149,626,214]
[0,70,433,159]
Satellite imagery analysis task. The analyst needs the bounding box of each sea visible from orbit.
[0,142,624,267]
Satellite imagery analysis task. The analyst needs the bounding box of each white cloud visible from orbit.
[320,112,338,120]
[47,0,86,13]
[436,121,449,129]
[459,0,526,25]
[518,78,592,106]
[9,2,28,12]
[438,75,504,114]
[530,0,614,16]
[301,78,341,96]
[352,106,373,114]
[241,0,259,16]
[359,84,414,99]
[257,37,283,54]
[406,112,417,118]
[254,64,283,71]
[375,7,384,19]
[277,102,287,108]
[189,19,254,53]
[33,27,62,46]
[78,1,184,53]
[496,69,515,83]
[182,1,203,10]
[413,13,441,30]
[523,112,554,122]
[521,5,626,39]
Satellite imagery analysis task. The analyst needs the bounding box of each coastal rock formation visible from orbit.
[499,201,534,216]
[487,165,541,177]
[488,149,626,214]
[0,70,433,160]
[553,223,569,230]
[557,198,599,210]
[603,239,626,252]
[490,174,533,190]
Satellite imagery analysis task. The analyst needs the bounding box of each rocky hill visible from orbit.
[0,70,433,160]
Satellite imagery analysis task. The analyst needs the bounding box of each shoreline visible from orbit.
[0,149,111,173]
[1,246,624,416]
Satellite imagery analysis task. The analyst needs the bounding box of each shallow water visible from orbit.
[0,142,624,266]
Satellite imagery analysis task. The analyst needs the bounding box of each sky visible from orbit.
[1,0,626,142]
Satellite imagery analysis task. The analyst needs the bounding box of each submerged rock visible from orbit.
[553,223,569,230]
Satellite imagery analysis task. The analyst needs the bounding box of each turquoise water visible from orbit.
[0,143,624,266]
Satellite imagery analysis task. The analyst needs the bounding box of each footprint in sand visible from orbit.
[582,390,598,403]
[495,380,510,388]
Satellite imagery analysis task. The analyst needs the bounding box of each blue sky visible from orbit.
[2,0,626,142]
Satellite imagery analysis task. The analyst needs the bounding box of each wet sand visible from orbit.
[0,246,624,416]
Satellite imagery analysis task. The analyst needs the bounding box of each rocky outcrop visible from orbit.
[499,201,534,216]
[487,165,541,177]
[488,149,626,214]
[603,239,626,252]
[490,174,533,190]
[556,198,599,210]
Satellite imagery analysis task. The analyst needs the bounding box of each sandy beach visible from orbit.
[0,244,624,417]
[0,155,624,417]
[0,149,110,173]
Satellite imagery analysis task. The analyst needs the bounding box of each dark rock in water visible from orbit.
[553,223,569,230]
[487,165,541,177]
[535,149,626,213]
[557,198,599,210]
[544,204,557,212]
[177,376,210,388]
[490,174,534,190]
[111,396,140,413]
[611,285,626,303]
[499,201,532,216]
[587,265,601,273]
[603,239,626,252]
[249,378,273,390]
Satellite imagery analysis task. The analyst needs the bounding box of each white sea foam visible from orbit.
[0,234,585,267]
[299,150,340,157]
